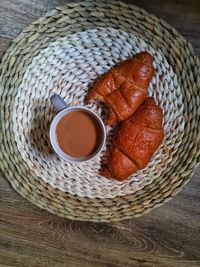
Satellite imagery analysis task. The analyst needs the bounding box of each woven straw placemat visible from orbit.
[0,0,199,221]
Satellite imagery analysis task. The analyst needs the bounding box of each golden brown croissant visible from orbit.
[102,97,164,181]
[87,51,155,125]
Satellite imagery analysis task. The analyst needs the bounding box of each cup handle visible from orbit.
[50,94,68,112]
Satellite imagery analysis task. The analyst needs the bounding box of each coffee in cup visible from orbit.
[49,94,106,163]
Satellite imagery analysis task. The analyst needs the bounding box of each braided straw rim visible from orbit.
[0,0,200,221]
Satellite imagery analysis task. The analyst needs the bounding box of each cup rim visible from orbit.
[49,106,106,163]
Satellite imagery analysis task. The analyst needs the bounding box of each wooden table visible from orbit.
[0,1,200,266]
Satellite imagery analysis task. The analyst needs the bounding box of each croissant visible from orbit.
[87,51,155,125]
[102,97,164,181]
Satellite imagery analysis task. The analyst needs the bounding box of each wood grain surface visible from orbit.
[0,0,200,266]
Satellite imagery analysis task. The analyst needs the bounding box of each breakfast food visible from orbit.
[86,51,164,180]
[87,51,155,125]
[102,97,164,180]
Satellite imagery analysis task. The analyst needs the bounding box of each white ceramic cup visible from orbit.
[49,94,106,163]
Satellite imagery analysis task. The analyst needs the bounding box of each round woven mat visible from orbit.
[0,0,200,221]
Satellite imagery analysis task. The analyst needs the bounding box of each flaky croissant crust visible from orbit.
[102,97,164,180]
[87,51,155,125]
